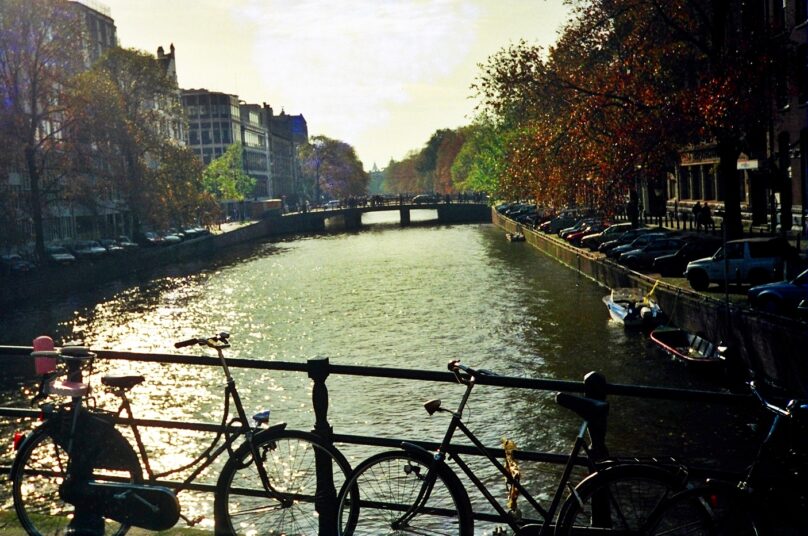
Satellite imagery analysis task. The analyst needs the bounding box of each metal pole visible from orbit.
[308,357,336,536]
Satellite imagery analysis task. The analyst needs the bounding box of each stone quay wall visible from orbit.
[493,210,808,395]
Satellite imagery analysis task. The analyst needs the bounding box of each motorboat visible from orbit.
[602,286,662,328]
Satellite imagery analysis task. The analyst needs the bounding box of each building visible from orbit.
[182,90,274,200]
[261,104,308,205]
[69,0,118,67]
[667,0,807,233]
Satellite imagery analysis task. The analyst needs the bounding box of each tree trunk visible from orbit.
[25,146,46,262]
[717,138,744,239]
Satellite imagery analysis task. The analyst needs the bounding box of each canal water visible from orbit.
[0,212,753,531]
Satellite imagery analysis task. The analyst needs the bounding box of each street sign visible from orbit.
[737,159,759,170]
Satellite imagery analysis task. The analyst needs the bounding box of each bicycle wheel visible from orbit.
[214,428,353,535]
[10,426,142,536]
[336,449,474,536]
[645,485,757,535]
[555,463,686,535]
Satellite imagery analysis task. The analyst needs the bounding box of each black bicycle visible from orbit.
[645,380,808,535]
[10,332,353,535]
[335,360,688,535]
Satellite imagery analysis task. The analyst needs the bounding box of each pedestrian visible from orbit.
[692,202,702,231]
[700,204,714,232]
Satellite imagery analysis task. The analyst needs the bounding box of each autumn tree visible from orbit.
[201,143,255,201]
[0,0,84,259]
[298,136,369,201]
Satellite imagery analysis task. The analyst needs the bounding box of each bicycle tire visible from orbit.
[213,428,353,536]
[336,449,474,536]
[10,425,142,536]
[645,484,758,535]
[555,463,687,535]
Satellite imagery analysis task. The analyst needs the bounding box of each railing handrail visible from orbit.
[0,346,747,404]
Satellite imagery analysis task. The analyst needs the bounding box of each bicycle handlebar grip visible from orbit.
[448,360,460,371]
[174,338,199,349]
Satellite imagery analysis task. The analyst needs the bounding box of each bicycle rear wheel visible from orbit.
[645,485,757,535]
[555,463,686,535]
[336,449,474,536]
[10,426,141,536]
[214,428,353,535]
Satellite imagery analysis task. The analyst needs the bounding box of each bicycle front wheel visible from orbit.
[214,428,353,536]
[336,450,473,536]
[555,463,686,535]
[10,426,142,536]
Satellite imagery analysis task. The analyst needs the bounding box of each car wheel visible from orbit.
[687,270,709,291]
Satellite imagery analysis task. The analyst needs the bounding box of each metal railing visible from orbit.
[0,346,751,526]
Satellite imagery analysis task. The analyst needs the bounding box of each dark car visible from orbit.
[566,222,607,246]
[98,238,125,254]
[412,194,437,205]
[606,232,668,259]
[1,254,35,275]
[580,222,636,251]
[748,268,808,316]
[116,236,139,249]
[618,237,686,270]
[599,227,659,254]
[652,237,722,277]
[45,246,76,265]
[70,240,107,260]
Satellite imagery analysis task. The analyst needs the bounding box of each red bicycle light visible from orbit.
[13,432,24,451]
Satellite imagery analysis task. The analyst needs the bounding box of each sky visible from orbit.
[100,0,571,170]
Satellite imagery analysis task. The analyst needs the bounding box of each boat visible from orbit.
[506,232,525,242]
[602,286,662,328]
[649,325,724,368]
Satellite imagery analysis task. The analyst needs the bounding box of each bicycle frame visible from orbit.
[402,365,599,535]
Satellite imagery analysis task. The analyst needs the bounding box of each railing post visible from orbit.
[584,371,610,528]
[308,357,337,536]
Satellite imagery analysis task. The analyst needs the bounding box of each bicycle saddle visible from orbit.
[555,392,609,423]
[102,375,145,390]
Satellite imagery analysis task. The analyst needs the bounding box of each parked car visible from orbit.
[45,246,76,265]
[70,240,107,260]
[580,222,636,251]
[116,236,139,249]
[747,268,808,316]
[607,232,669,259]
[619,237,686,270]
[160,232,182,245]
[684,237,798,291]
[566,222,607,246]
[1,254,35,275]
[599,227,659,254]
[559,218,599,239]
[98,238,125,254]
[138,232,163,246]
[412,194,437,205]
[539,211,581,234]
[652,237,722,277]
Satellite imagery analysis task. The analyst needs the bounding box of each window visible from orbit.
[201,130,211,144]
[725,242,744,259]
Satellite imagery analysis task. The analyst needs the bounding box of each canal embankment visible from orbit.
[492,210,808,395]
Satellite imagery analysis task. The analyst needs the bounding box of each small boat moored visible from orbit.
[649,325,724,368]
[602,285,663,328]
[506,232,525,242]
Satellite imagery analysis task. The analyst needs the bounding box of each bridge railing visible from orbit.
[0,346,751,525]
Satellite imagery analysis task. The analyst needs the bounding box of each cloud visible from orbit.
[239,0,480,158]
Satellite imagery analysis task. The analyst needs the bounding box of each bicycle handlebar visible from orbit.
[174,332,231,349]
[447,360,499,383]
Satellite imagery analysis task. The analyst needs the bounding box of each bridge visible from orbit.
[263,201,491,235]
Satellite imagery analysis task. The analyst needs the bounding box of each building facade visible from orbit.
[667,0,808,233]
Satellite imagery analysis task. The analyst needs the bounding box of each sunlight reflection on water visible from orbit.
[0,215,751,530]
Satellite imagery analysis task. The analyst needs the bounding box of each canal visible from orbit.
[0,212,753,531]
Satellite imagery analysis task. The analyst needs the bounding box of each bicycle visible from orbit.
[645,380,808,535]
[10,332,353,536]
[335,360,689,535]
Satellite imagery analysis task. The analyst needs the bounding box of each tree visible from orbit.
[202,143,255,201]
[0,0,84,260]
[298,136,368,201]
[75,47,188,233]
